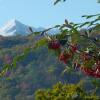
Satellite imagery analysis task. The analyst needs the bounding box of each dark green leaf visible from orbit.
[79,22,90,28]
[54,0,61,5]
[34,32,40,35]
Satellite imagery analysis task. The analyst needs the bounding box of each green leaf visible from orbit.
[98,0,100,3]
[59,25,66,30]
[83,59,95,68]
[65,19,68,25]
[24,48,30,54]
[0,65,10,77]
[34,38,47,49]
[79,22,90,28]
[71,28,80,44]
[54,25,61,28]
[82,15,95,19]
[54,0,61,5]
[34,32,41,35]
[12,56,18,67]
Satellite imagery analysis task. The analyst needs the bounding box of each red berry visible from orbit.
[70,44,77,53]
[59,53,65,61]
[94,74,100,78]
[80,66,100,78]
[48,40,61,49]
[63,59,68,64]
[94,65,100,78]
[59,52,71,64]
[81,67,95,76]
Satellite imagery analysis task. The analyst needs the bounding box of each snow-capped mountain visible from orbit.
[0,19,59,36]
[0,19,44,36]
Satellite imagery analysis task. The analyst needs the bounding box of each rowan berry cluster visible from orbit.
[47,39,100,78]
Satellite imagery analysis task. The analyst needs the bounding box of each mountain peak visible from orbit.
[8,19,19,23]
[6,19,24,27]
[0,19,33,36]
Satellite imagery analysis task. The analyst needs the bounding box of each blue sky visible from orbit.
[0,0,100,28]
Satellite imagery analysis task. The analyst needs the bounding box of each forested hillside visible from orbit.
[0,30,99,100]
